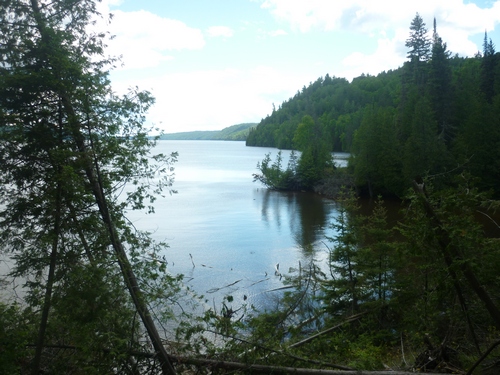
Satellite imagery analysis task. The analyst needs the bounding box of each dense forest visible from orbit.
[2,3,500,374]
[248,16,500,198]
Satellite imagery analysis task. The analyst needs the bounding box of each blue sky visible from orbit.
[97,0,500,133]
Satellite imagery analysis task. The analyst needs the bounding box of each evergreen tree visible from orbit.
[293,115,332,190]
[429,18,453,142]
[358,198,395,307]
[405,13,431,63]
[323,190,363,316]
[402,96,447,183]
[352,106,404,197]
[404,13,431,91]
[480,31,497,102]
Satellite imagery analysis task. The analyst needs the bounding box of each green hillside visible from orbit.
[247,30,500,198]
[159,123,256,141]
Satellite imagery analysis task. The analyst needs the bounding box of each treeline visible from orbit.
[248,14,500,198]
[246,71,399,151]
[159,122,256,141]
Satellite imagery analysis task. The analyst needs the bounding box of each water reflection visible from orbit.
[259,189,332,253]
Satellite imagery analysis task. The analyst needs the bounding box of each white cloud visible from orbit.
[261,0,500,35]
[207,26,234,38]
[261,0,342,33]
[103,10,205,70]
[261,0,500,78]
[112,66,311,132]
[96,0,500,132]
[340,37,402,80]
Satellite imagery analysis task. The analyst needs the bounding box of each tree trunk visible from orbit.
[31,181,62,375]
[31,99,65,375]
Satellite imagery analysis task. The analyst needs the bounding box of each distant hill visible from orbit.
[159,123,257,141]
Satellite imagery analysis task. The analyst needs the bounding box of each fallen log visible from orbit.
[27,344,447,374]
[288,311,368,349]
[174,355,447,375]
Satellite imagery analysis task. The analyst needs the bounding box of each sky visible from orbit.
[96,0,500,133]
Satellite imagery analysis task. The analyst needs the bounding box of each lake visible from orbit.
[0,140,344,310]
[127,140,343,311]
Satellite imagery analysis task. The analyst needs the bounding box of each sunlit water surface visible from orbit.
[127,140,344,311]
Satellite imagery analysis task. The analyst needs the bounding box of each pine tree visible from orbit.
[403,13,431,91]
[429,18,453,142]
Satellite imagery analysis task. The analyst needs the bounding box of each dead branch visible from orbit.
[202,328,354,371]
[288,311,368,349]
[466,339,500,375]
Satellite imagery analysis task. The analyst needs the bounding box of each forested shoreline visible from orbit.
[158,123,256,141]
[248,15,500,198]
[1,4,500,374]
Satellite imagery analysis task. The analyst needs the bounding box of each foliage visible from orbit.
[246,73,399,153]
[323,189,363,316]
[253,150,300,190]
[352,106,405,197]
[0,0,182,373]
[0,303,32,374]
[393,176,500,357]
[253,115,333,191]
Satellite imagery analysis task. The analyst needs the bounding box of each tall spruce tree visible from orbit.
[405,13,431,63]
[403,13,431,91]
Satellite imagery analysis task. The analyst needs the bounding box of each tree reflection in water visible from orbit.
[259,189,335,254]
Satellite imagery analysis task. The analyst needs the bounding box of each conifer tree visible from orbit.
[480,31,497,102]
[293,115,332,190]
[405,13,431,63]
[403,13,431,92]
[323,190,363,316]
[429,18,453,142]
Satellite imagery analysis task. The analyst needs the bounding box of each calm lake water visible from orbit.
[127,140,343,310]
[0,140,345,310]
